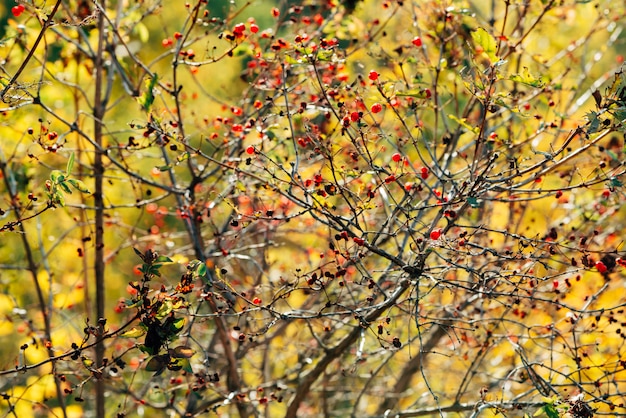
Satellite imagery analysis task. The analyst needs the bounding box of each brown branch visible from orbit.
[0,312,141,377]
[376,319,453,414]
[0,0,63,102]
[285,278,412,418]
[0,165,67,417]
[93,0,107,416]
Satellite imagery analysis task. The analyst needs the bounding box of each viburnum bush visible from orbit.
[0,0,625,417]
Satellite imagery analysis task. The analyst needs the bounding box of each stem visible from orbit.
[285,278,412,418]
[0,0,63,101]
[0,162,67,418]
[93,1,107,416]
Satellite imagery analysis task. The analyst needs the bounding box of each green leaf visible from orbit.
[59,181,72,194]
[156,300,174,319]
[610,177,623,188]
[510,67,546,88]
[120,327,146,338]
[133,22,150,43]
[67,179,91,194]
[176,152,189,163]
[471,27,498,63]
[66,152,75,175]
[137,74,158,112]
[168,317,185,333]
[284,55,305,65]
[396,89,430,99]
[155,255,173,263]
[54,191,66,207]
[543,404,560,418]
[195,262,207,278]
[180,358,193,373]
[467,197,480,208]
[585,111,600,134]
[50,170,64,183]
[448,114,480,134]
[124,298,142,309]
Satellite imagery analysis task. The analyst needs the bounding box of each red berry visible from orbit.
[411,36,422,47]
[420,167,429,179]
[252,297,262,305]
[350,111,360,122]
[162,38,173,47]
[271,7,280,17]
[233,23,246,35]
[353,237,365,246]
[555,190,563,199]
[384,175,396,184]
[246,146,255,155]
[404,182,413,191]
[595,261,607,273]
[430,229,441,240]
[174,32,183,40]
[368,70,379,81]
[602,189,610,198]
[11,4,25,17]
[250,23,259,33]
[391,153,402,162]
[371,103,383,113]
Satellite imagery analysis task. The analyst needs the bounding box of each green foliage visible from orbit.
[46,153,91,206]
[137,74,159,112]
[471,27,499,63]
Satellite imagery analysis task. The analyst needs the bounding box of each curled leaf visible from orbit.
[170,345,194,358]
[120,327,146,338]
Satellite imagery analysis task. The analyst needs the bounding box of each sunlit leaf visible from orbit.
[50,170,64,183]
[120,327,146,338]
[54,191,66,207]
[66,152,75,175]
[137,74,158,112]
[156,300,173,319]
[169,317,185,333]
[133,22,150,43]
[448,114,480,134]
[510,67,546,88]
[67,179,91,194]
[396,89,430,99]
[471,27,498,63]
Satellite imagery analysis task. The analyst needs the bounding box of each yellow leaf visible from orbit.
[471,27,498,64]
